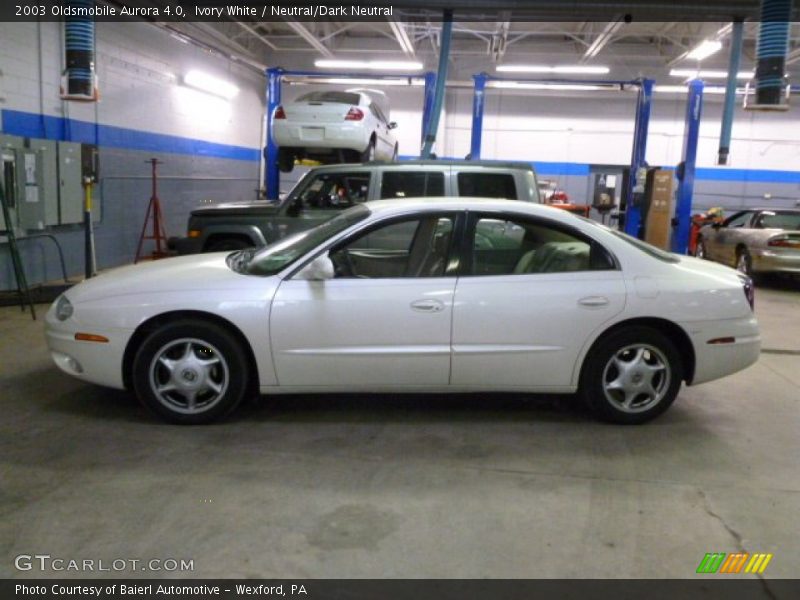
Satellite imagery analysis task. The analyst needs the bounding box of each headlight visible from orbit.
[55,295,74,321]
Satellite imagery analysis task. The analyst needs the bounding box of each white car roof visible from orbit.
[362,197,582,225]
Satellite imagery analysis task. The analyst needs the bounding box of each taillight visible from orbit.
[344,107,364,121]
[742,277,755,311]
[274,106,286,119]
[767,235,800,249]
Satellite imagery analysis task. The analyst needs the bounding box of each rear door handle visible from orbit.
[578,296,610,308]
[411,299,445,313]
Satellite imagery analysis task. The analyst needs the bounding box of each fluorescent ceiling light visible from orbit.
[654,84,753,95]
[496,65,610,75]
[315,59,423,71]
[686,39,723,61]
[670,69,754,79]
[183,70,239,99]
[317,77,424,86]
[491,81,612,91]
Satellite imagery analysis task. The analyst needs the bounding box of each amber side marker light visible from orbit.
[75,333,109,343]
[187,230,202,238]
[707,337,736,345]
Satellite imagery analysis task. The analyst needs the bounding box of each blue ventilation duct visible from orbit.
[754,0,792,106]
[64,0,95,99]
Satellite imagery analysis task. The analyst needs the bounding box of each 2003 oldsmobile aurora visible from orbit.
[45,198,760,425]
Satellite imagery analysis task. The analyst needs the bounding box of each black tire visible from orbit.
[695,238,707,259]
[391,144,399,161]
[278,148,295,173]
[580,326,683,424]
[132,319,251,424]
[361,138,376,162]
[205,238,251,252]
[736,247,753,278]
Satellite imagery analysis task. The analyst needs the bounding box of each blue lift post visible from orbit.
[264,68,437,201]
[673,79,704,255]
[468,74,655,238]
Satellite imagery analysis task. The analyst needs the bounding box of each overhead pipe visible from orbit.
[420,10,453,159]
[753,0,792,107]
[718,18,744,165]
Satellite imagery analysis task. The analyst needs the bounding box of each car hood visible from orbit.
[65,253,248,303]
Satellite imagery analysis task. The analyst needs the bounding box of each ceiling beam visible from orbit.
[388,20,416,57]
[581,18,624,62]
[236,21,278,51]
[285,21,334,57]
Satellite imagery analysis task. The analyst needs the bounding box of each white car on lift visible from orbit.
[272,89,399,172]
[45,198,760,426]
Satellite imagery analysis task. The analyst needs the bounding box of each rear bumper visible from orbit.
[751,248,800,274]
[272,122,369,152]
[683,315,761,385]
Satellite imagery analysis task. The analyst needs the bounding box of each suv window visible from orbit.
[458,173,517,199]
[381,172,445,199]
[469,215,615,276]
[289,172,370,211]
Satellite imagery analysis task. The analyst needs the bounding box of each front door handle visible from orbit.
[578,296,610,308]
[411,299,445,313]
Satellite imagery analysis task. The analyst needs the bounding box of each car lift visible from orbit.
[468,73,704,251]
[264,67,437,201]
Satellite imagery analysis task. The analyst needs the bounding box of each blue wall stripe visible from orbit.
[1,109,260,162]
[5,110,798,183]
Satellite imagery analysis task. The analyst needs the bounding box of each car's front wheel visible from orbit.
[278,148,295,173]
[736,247,753,278]
[132,319,251,424]
[580,326,682,424]
[361,138,376,162]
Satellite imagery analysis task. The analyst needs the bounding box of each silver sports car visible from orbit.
[695,208,800,277]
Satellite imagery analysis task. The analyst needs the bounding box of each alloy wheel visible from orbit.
[601,344,671,414]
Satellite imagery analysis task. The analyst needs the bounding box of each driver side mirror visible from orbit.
[388,121,398,130]
[712,222,722,229]
[286,197,302,217]
[295,255,334,281]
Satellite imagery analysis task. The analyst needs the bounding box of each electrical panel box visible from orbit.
[16,148,46,230]
[57,141,84,225]
[27,139,59,226]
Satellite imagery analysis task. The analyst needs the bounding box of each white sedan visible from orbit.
[45,199,760,425]
[272,89,398,172]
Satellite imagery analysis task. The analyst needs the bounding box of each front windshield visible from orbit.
[244,205,370,276]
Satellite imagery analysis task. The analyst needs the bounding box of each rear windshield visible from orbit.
[757,211,800,230]
[610,230,679,263]
[296,91,360,105]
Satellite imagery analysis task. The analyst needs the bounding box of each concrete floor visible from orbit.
[1,280,799,580]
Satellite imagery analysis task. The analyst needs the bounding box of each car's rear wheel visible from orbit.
[132,320,251,424]
[278,148,295,173]
[361,138,376,162]
[580,326,682,424]
[695,238,707,259]
[391,143,399,161]
[736,247,753,278]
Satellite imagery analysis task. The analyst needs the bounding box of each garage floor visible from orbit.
[1,281,799,579]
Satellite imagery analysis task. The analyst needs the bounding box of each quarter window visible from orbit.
[469,216,615,276]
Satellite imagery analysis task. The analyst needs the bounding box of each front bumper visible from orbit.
[45,306,131,390]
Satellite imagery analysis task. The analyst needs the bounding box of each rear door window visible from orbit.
[457,172,518,199]
[380,172,445,199]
